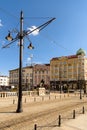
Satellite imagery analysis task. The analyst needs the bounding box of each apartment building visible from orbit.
[50,48,87,92]
[9,64,50,90]
[9,66,33,90]
[33,64,50,88]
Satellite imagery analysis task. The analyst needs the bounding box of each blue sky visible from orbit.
[0,0,87,75]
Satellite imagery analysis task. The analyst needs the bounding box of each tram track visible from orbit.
[0,96,86,130]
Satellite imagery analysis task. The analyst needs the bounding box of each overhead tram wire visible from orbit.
[0,7,20,39]
[0,8,55,50]
[0,7,54,21]
[0,7,54,24]
[38,33,74,54]
[25,18,55,36]
[2,16,55,49]
[0,8,72,54]
[0,7,55,40]
[0,7,19,20]
[2,38,19,48]
[0,7,55,35]
[24,16,73,54]
[24,16,53,19]
[20,17,56,49]
[23,16,55,33]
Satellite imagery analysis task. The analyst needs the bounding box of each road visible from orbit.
[0,93,87,130]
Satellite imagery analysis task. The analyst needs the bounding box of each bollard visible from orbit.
[13,99,15,104]
[34,124,37,130]
[55,95,56,99]
[6,93,7,97]
[25,98,26,103]
[82,106,85,114]
[49,96,50,100]
[60,95,61,99]
[73,110,75,119]
[34,97,36,102]
[42,96,44,101]
[58,115,61,127]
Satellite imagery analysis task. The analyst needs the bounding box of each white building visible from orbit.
[0,76,9,86]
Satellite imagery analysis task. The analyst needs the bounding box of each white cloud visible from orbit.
[27,57,31,62]
[0,19,3,27]
[27,54,33,61]
[27,26,39,36]
[26,54,33,65]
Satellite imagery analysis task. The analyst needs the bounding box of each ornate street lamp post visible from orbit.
[3,11,55,113]
[16,11,23,112]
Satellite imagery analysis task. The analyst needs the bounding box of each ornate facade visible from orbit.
[9,66,33,90]
[33,64,50,88]
[9,64,50,90]
[50,48,87,92]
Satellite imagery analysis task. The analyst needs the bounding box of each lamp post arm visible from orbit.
[25,18,56,36]
[2,38,19,48]
[2,18,56,49]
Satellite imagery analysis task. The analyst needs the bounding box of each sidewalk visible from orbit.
[53,113,87,130]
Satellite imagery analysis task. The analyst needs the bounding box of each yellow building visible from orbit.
[50,48,87,93]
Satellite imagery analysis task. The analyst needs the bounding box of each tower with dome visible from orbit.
[76,48,86,56]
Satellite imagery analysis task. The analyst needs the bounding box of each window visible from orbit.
[22,69,25,72]
[30,73,32,77]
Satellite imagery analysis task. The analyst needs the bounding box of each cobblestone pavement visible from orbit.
[0,93,86,130]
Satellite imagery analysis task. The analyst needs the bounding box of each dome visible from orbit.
[76,48,86,56]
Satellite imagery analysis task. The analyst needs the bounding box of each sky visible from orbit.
[0,0,87,75]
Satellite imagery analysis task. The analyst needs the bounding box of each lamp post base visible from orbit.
[16,108,23,113]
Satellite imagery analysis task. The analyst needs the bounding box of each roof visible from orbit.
[51,55,78,61]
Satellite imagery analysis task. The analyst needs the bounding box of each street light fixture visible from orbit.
[27,43,34,49]
[5,32,13,41]
[3,11,55,113]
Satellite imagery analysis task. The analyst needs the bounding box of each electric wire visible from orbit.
[39,32,74,54]
[24,17,53,19]
[0,7,19,20]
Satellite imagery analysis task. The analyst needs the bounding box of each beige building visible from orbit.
[9,64,50,90]
[33,64,50,88]
[9,66,33,90]
[50,48,87,92]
